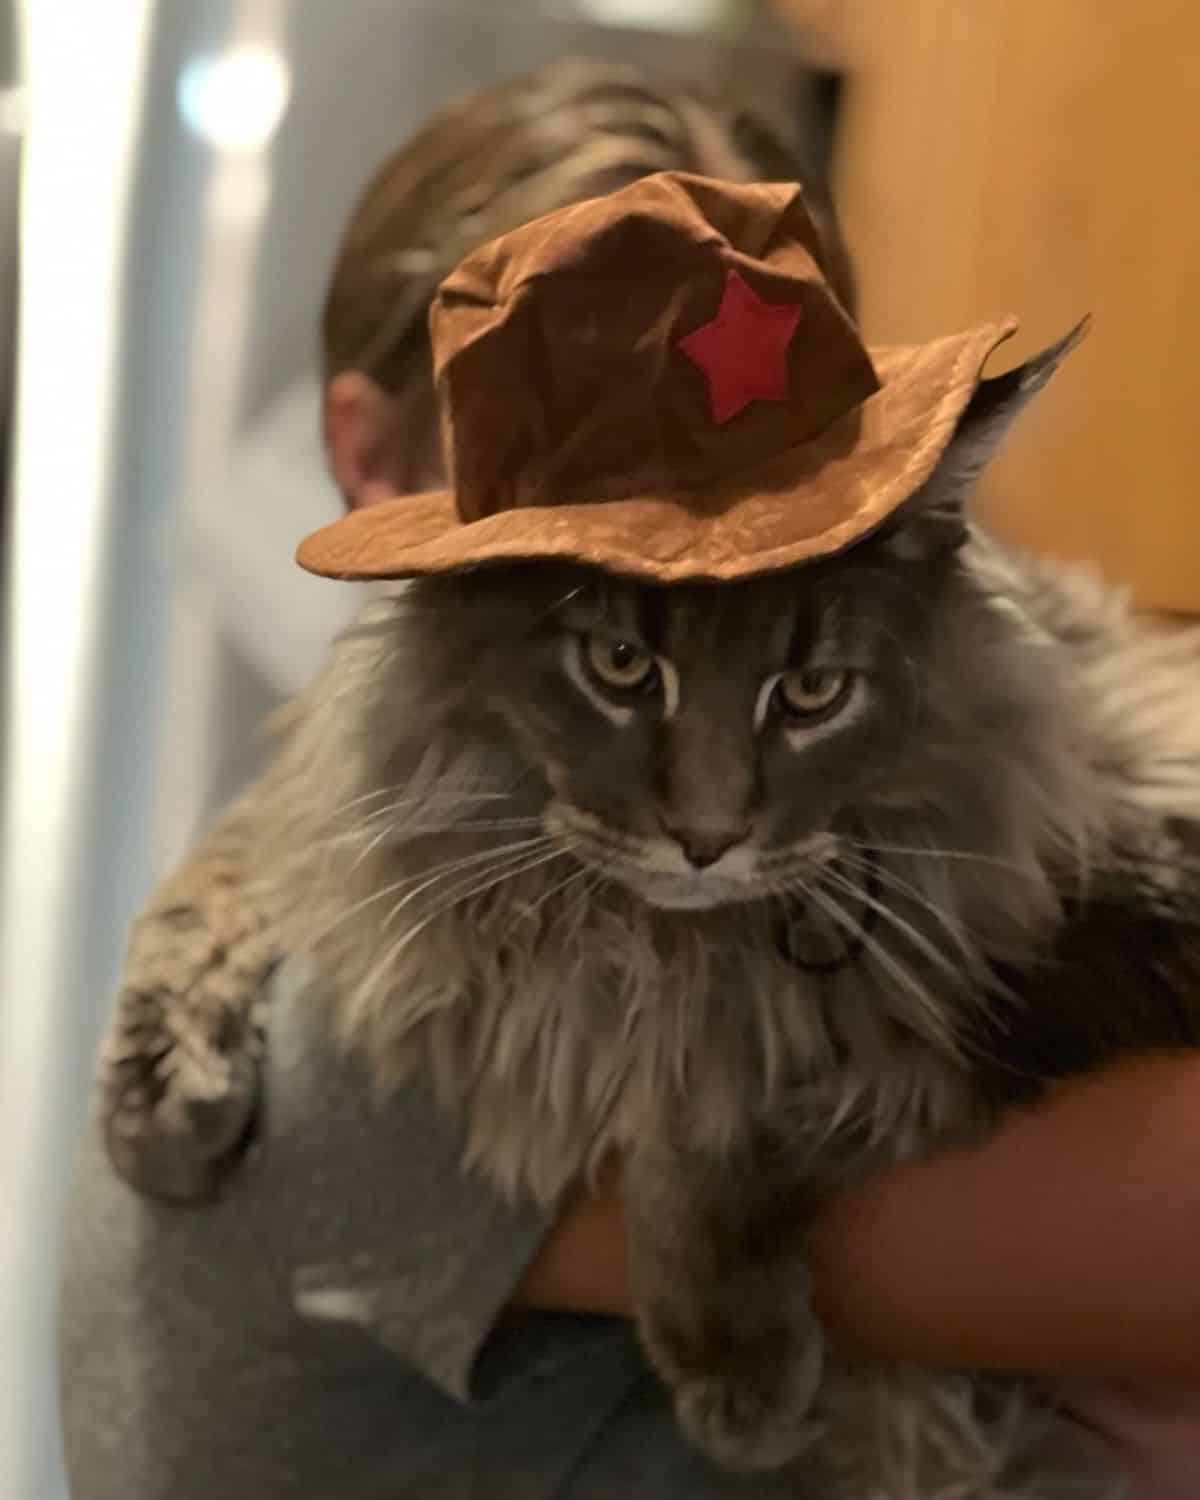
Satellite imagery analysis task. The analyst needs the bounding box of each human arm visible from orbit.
[806,1050,1200,1384]
[512,1155,632,1317]
[515,1052,1200,1385]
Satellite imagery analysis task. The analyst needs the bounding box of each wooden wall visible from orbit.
[779,0,1200,612]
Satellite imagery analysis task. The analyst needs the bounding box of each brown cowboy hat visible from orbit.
[298,171,1033,585]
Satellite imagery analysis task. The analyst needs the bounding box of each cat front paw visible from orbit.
[101,987,264,1201]
[642,1293,825,1473]
[672,1339,824,1473]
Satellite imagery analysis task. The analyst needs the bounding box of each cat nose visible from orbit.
[661,821,748,869]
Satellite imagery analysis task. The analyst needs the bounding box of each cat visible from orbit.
[101,343,1200,1498]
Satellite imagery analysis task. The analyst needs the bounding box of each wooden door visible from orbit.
[788,0,1200,612]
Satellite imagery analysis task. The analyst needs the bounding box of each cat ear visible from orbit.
[938,316,1089,491]
[880,316,1089,559]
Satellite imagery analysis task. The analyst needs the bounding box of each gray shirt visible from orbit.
[58,958,813,1498]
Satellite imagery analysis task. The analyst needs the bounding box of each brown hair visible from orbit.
[321,56,855,489]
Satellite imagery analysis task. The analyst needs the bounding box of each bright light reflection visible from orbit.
[573,0,729,30]
[177,46,290,153]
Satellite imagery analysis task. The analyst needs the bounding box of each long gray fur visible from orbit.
[107,343,1200,1497]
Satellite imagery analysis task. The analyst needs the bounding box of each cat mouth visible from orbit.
[545,802,754,908]
[555,839,760,909]
[545,803,838,911]
[624,869,758,911]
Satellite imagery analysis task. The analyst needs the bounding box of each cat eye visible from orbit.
[583,634,659,694]
[775,668,853,721]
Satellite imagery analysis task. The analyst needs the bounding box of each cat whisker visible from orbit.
[814,861,969,986]
[303,871,442,954]
[795,879,956,1050]
[347,816,411,873]
[534,583,587,624]
[322,785,405,819]
[350,845,566,1010]
[355,844,574,1015]
[517,850,592,923]
[324,785,514,824]
[345,795,529,836]
[832,851,976,966]
[306,837,556,950]
[377,836,560,935]
[841,838,1043,878]
[326,801,525,851]
[350,788,526,818]
[758,853,828,880]
[380,839,566,936]
[405,818,548,836]
[344,815,547,869]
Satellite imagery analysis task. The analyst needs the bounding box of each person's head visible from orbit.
[320,55,856,511]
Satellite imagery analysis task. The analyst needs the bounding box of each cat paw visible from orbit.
[672,1341,824,1473]
[102,993,263,1201]
[638,1256,826,1472]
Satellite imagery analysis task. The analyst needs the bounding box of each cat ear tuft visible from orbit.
[938,315,1089,492]
[879,316,1089,561]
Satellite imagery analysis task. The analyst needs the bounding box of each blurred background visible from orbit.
[1,1,1198,1495]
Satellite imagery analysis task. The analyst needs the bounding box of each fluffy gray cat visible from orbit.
[103,339,1200,1498]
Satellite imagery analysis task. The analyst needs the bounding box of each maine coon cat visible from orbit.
[102,332,1200,1498]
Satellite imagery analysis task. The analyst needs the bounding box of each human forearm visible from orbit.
[512,1156,631,1317]
[515,1054,1200,1383]
[808,1051,1200,1383]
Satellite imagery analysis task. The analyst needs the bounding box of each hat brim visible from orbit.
[297,318,1017,586]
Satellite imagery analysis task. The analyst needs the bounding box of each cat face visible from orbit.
[402,539,955,910]
[358,326,1082,913]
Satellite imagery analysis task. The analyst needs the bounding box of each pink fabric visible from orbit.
[1057,1382,1200,1500]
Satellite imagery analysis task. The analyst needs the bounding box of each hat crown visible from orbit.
[429,171,879,522]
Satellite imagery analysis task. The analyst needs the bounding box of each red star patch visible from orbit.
[678,269,802,424]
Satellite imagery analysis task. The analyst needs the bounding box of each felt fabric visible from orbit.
[677,268,803,423]
[296,172,1017,585]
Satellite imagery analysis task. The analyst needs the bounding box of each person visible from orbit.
[316,60,855,512]
[60,58,856,1500]
[61,55,1200,1500]
[519,1053,1200,1500]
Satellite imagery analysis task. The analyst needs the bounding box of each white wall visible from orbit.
[0,8,157,1495]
